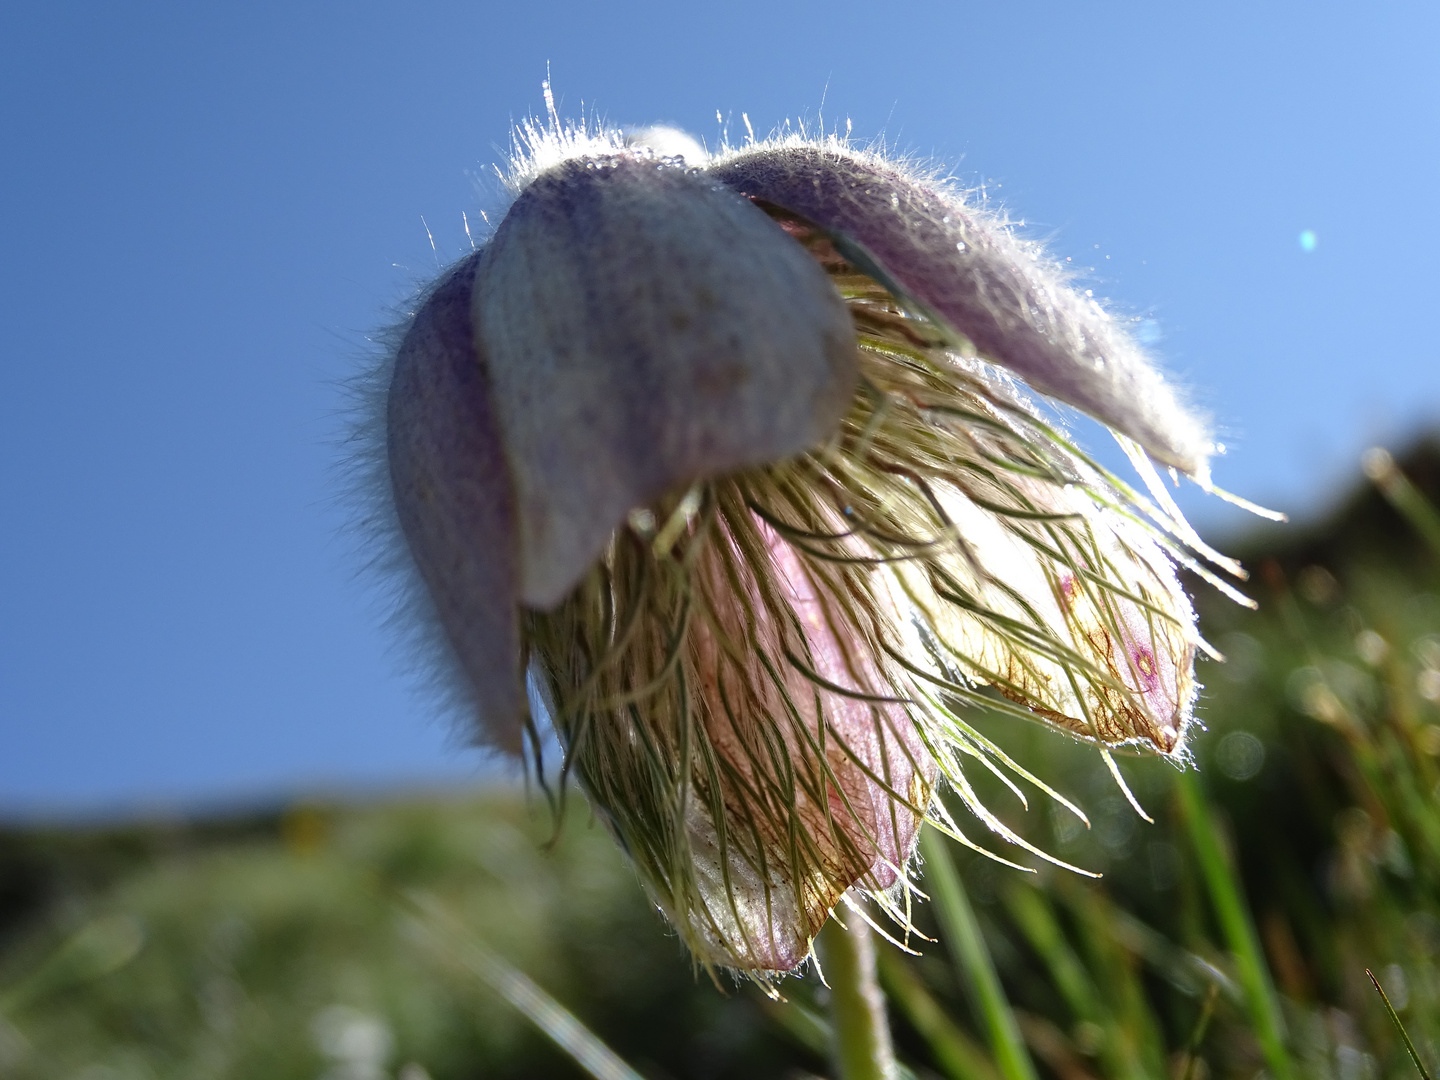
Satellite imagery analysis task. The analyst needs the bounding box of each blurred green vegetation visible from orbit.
[0,794,810,1079]
[5,439,1440,1079]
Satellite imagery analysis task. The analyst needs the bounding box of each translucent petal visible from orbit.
[886,481,1197,754]
[527,494,937,973]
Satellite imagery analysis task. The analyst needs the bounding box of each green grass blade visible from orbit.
[761,996,831,1056]
[1002,883,1098,1023]
[1174,771,1295,1080]
[1368,968,1436,1080]
[404,892,646,1080]
[1176,983,1219,1080]
[878,949,1002,1080]
[1364,448,1440,560]
[1104,905,1241,1004]
[0,913,144,1015]
[1007,880,1155,1080]
[920,828,1039,1080]
[1062,881,1166,1080]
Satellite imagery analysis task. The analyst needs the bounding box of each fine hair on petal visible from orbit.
[525,239,1213,975]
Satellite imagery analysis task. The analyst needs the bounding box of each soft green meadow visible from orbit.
[4,442,1440,1079]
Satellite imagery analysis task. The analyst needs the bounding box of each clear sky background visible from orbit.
[3,2,1438,816]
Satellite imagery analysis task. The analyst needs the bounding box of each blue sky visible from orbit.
[3,2,1438,814]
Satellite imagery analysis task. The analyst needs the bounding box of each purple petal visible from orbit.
[708,145,1212,476]
[387,254,526,752]
[475,154,859,607]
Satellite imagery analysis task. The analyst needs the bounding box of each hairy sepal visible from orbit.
[476,153,859,608]
[386,254,526,751]
[708,144,1213,479]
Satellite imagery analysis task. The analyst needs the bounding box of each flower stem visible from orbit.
[817,910,898,1080]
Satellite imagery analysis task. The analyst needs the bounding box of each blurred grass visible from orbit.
[0,795,812,1079]
[4,439,1440,1078]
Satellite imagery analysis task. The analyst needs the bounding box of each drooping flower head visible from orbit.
[379,94,1264,975]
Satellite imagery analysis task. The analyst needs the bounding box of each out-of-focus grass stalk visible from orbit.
[1006,883,1138,1077]
[0,913,143,1016]
[1364,447,1440,561]
[817,913,899,1080]
[878,948,1002,1080]
[920,828,1039,1080]
[1073,883,1168,1077]
[762,996,831,1057]
[1176,983,1219,1080]
[403,892,646,1080]
[1037,881,1162,1080]
[1174,770,1295,1080]
[1368,967,1437,1080]
[1004,884,1097,1025]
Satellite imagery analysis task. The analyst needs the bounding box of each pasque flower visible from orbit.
[380,103,1251,974]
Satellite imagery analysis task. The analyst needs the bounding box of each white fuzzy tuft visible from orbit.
[501,79,627,197]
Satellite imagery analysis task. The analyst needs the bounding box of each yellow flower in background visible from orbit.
[377,95,1266,975]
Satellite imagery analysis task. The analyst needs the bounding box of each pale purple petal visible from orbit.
[708,145,1213,477]
[683,521,938,970]
[387,254,526,751]
[476,154,859,607]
